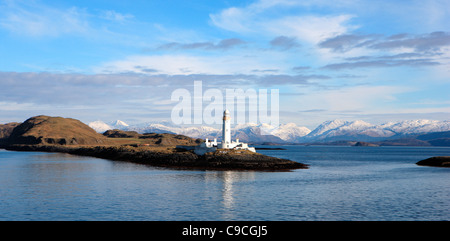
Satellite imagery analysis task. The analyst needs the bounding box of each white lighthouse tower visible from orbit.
[221,109,231,149]
[187,108,256,155]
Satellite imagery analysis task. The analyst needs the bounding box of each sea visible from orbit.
[0,146,449,221]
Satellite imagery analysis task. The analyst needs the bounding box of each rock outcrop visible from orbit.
[416,156,450,167]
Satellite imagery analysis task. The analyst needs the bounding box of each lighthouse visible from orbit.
[185,108,256,155]
[221,109,231,149]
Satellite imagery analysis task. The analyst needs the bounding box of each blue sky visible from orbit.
[1,0,449,128]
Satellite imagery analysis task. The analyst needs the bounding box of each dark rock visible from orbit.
[416,156,450,167]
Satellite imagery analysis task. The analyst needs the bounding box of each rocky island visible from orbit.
[0,115,308,171]
[416,156,450,168]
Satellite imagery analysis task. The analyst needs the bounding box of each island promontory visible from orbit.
[0,115,308,171]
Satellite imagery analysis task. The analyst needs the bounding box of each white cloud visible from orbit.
[324,86,411,112]
[0,1,90,37]
[294,85,416,114]
[208,0,361,68]
[209,7,251,33]
[0,1,137,41]
[208,0,293,33]
[96,55,228,75]
[94,52,293,76]
[0,101,35,111]
[99,10,134,23]
[210,0,358,45]
[265,15,356,44]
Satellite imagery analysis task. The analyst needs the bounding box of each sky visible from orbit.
[1,0,449,129]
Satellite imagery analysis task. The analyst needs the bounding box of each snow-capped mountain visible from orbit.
[270,123,311,142]
[302,119,383,141]
[300,119,450,142]
[125,123,177,135]
[87,119,450,144]
[111,120,129,128]
[380,120,450,135]
[88,120,130,133]
[231,124,285,143]
[178,126,220,139]
[125,123,219,138]
[88,120,112,133]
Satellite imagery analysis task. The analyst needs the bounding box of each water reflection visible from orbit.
[28,153,259,220]
[222,172,235,210]
[2,146,450,220]
[204,171,255,219]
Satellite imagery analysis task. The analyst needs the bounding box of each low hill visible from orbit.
[103,129,141,138]
[416,131,450,146]
[139,133,203,146]
[0,122,21,139]
[7,115,111,145]
[372,131,450,146]
[103,129,203,146]
[2,116,205,147]
[417,130,450,141]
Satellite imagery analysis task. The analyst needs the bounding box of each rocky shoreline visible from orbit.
[416,156,450,168]
[1,144,308,171]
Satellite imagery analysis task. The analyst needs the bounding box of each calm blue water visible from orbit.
[0,146,449,221]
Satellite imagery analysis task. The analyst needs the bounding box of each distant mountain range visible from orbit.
[88,119,450,146]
